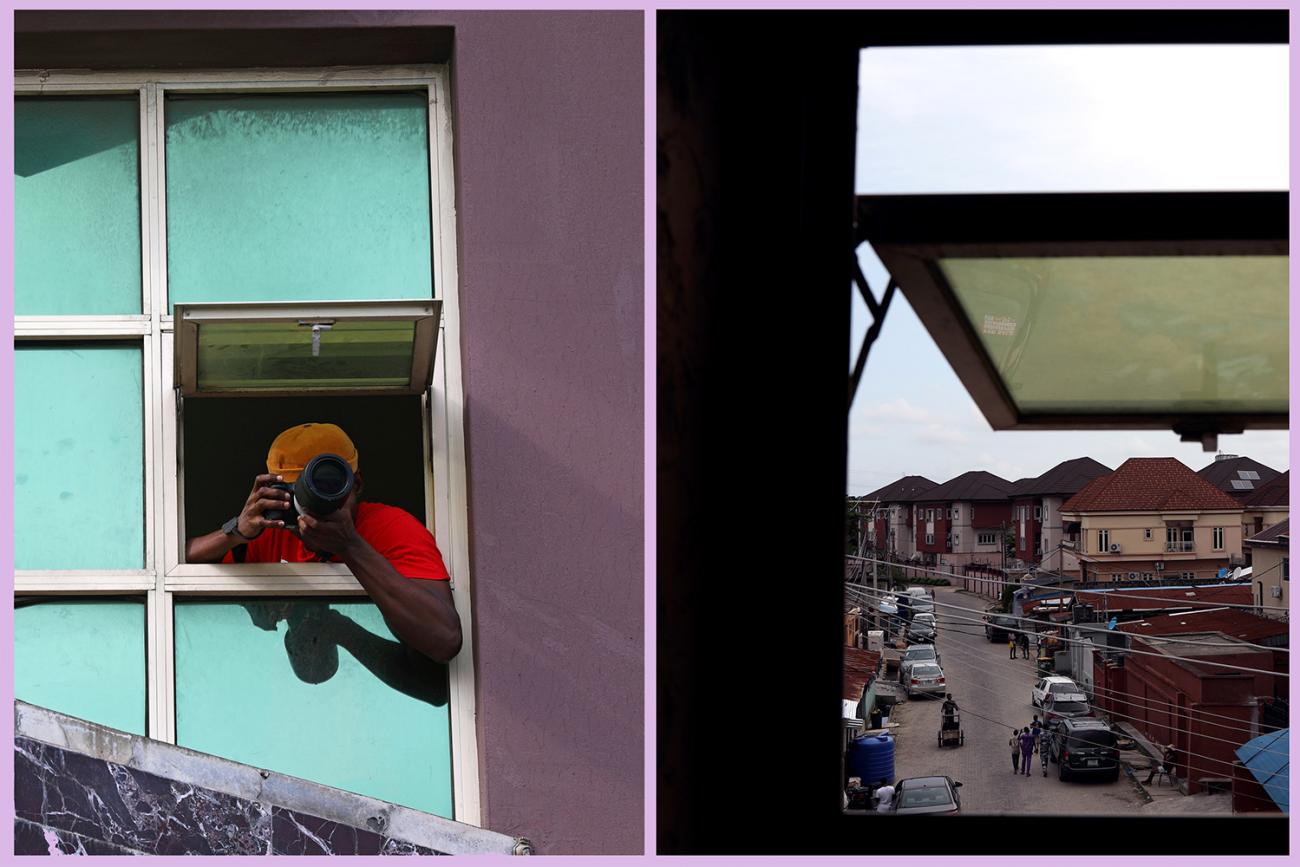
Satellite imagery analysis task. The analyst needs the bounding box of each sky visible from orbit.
[848,45,1289,495]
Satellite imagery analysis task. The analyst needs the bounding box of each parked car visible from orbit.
[899,643,940,681]
[890,776,962,815]
[906,613,938,643]
[983,614,1018,642]
[1032,676,1081,708]
[1049,718,1120,782]
[1042,692,1091,725]
[905,662,946,698]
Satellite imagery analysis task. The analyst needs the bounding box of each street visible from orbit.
[884,586,1146,814]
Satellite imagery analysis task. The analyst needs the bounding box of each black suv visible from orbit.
[984,614,1018,642]
[1049,718,1120,782]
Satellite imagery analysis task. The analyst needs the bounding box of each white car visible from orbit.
[1032,676,1081,708]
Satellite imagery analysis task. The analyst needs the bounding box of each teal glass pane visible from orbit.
[175,599,452,817]
[15,97,142,315]
[15,598,146,735]
[165,92,433,311]
[940,256,1289,414]
[15,345,145,569]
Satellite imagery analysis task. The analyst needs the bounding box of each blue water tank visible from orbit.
[847,733,895,784]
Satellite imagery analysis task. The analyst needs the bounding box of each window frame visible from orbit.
[13,65,482,827]
[1212,526,1225,550]
[1098,529,1110,552]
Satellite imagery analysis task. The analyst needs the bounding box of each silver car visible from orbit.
[899,644,940,681]
[905,662,946,698]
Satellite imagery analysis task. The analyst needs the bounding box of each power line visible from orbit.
[850,554,1291,614]
[867,607,1292,769]
[845,585,1290,677]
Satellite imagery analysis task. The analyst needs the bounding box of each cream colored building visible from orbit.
[1245,519,1289,618]
[1059,457,1245,583]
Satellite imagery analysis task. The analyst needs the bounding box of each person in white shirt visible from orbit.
[874,778,895,813]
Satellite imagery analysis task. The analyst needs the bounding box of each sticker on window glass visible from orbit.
[983,315,1017,337]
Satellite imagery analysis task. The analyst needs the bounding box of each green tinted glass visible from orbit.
[15,345,144,569]
[174,599,452,817]
[15,598,146,735]
[15,97,142,315]
[165,92,433,311]
[940,256,1289,414]
[196,320,415,391]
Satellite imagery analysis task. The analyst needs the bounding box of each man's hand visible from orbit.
[238,473,293,538]
[298,494,362,558]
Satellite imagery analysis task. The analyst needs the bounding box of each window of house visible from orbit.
[1284,558,1289,581]
[1098,529,1110,551]
[14,67,477,824]
[1144,528,1153,540]
[951,535,959,548]
[1212,527,1225,550]
[1142,572,1153,580]
[977,532,996,546]
[1182,571,1197,580]
[1166,526,1195,550]
[926,533,934,545]
[1034,506,1041,520]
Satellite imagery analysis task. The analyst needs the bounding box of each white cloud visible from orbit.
[918,424,968,445]
[861,397,949,425]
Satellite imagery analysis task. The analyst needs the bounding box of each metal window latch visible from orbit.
[298,320,335,357]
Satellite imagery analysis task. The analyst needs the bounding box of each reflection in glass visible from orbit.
[196,321,416,391]
[175,599,452,817]
[940,256,1289,414]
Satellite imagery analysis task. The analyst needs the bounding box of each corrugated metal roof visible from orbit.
[1076,583,1252,612]
[844,647,882,702]
[1117,607,1287,643]
[1246,517,1289,547]
[1235,729,1288,812]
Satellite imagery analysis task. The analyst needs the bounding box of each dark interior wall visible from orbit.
[16,11,644,856]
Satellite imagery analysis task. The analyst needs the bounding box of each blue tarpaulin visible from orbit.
[1235,729,1288,813]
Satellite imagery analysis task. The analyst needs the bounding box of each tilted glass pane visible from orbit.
[196,320,415,391]
[940,256,1289,414]
[15,599,146,735]
[174,599,452,817]
[15,97,142,315]
[165,92,433,311]
[15,345,144,569]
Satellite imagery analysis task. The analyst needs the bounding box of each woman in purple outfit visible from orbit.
[1018,727,1037,776]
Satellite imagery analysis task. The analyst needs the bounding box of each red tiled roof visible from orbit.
[1118,609,1287,644]
[1075,583,1252,612]
[1061,458,1243,513]
[844,647,883,702]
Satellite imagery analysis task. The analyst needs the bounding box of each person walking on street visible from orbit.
[1030,714,1042,735]
[874,778,895,812]
[1009,637,1017,659]
[1010,728,1021,773]
[1018,727,1037,776]
[1019,632,1030,658]
[1039,726,1052,776]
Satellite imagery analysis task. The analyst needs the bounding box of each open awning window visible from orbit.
[857,191,1288,444]
[174,300,441,396]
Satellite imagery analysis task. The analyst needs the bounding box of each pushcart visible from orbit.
[937,710,964,748]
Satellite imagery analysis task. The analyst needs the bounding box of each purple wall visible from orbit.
[15,11,645,855]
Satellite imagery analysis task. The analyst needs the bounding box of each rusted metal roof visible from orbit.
[1118,608,1287,644]
[1075,583,1252,612]
[844,647,883,702]
[1246,517,1289,547]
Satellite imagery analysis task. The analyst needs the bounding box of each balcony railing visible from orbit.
[1165,541,1195,553]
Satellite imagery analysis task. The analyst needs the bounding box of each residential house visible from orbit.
[1059,458,1245,583]
[1197,454,1281,501]
[1010,457,1112,571]
[859,475,938,559]
[913,471,1014,568]
[1241,471,1289,543]
[1245,519,1289,618]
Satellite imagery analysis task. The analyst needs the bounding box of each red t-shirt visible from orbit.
[223,501,450,581]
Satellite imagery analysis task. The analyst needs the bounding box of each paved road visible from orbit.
[884,586,1146,815]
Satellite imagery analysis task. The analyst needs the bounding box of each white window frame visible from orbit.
[1212,526,1225,550]
[13,66,482,827]
[925,533,935,545]
[1098,529,1110,552]
[977,532,996,546]
[1144,528,1153,540]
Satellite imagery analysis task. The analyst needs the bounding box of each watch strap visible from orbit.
[223,516,259,541]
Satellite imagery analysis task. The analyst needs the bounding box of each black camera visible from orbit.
[264,453,355,524]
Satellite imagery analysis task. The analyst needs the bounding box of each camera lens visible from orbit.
[294,453,355,517]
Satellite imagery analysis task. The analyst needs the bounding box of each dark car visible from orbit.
[890,775,962,815]
[1042,693,1091,725]
[984,614,1018,642]
[906,613,938,643]
[1049,718,1120,782]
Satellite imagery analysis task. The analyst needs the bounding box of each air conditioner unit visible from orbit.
[1154,562,1164,571]
[1271,586,1283,599]
[1109,544,1122,553]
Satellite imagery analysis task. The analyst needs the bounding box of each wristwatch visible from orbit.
[222,516,259,541]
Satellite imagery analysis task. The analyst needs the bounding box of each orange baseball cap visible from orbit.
[267,423,359,482]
